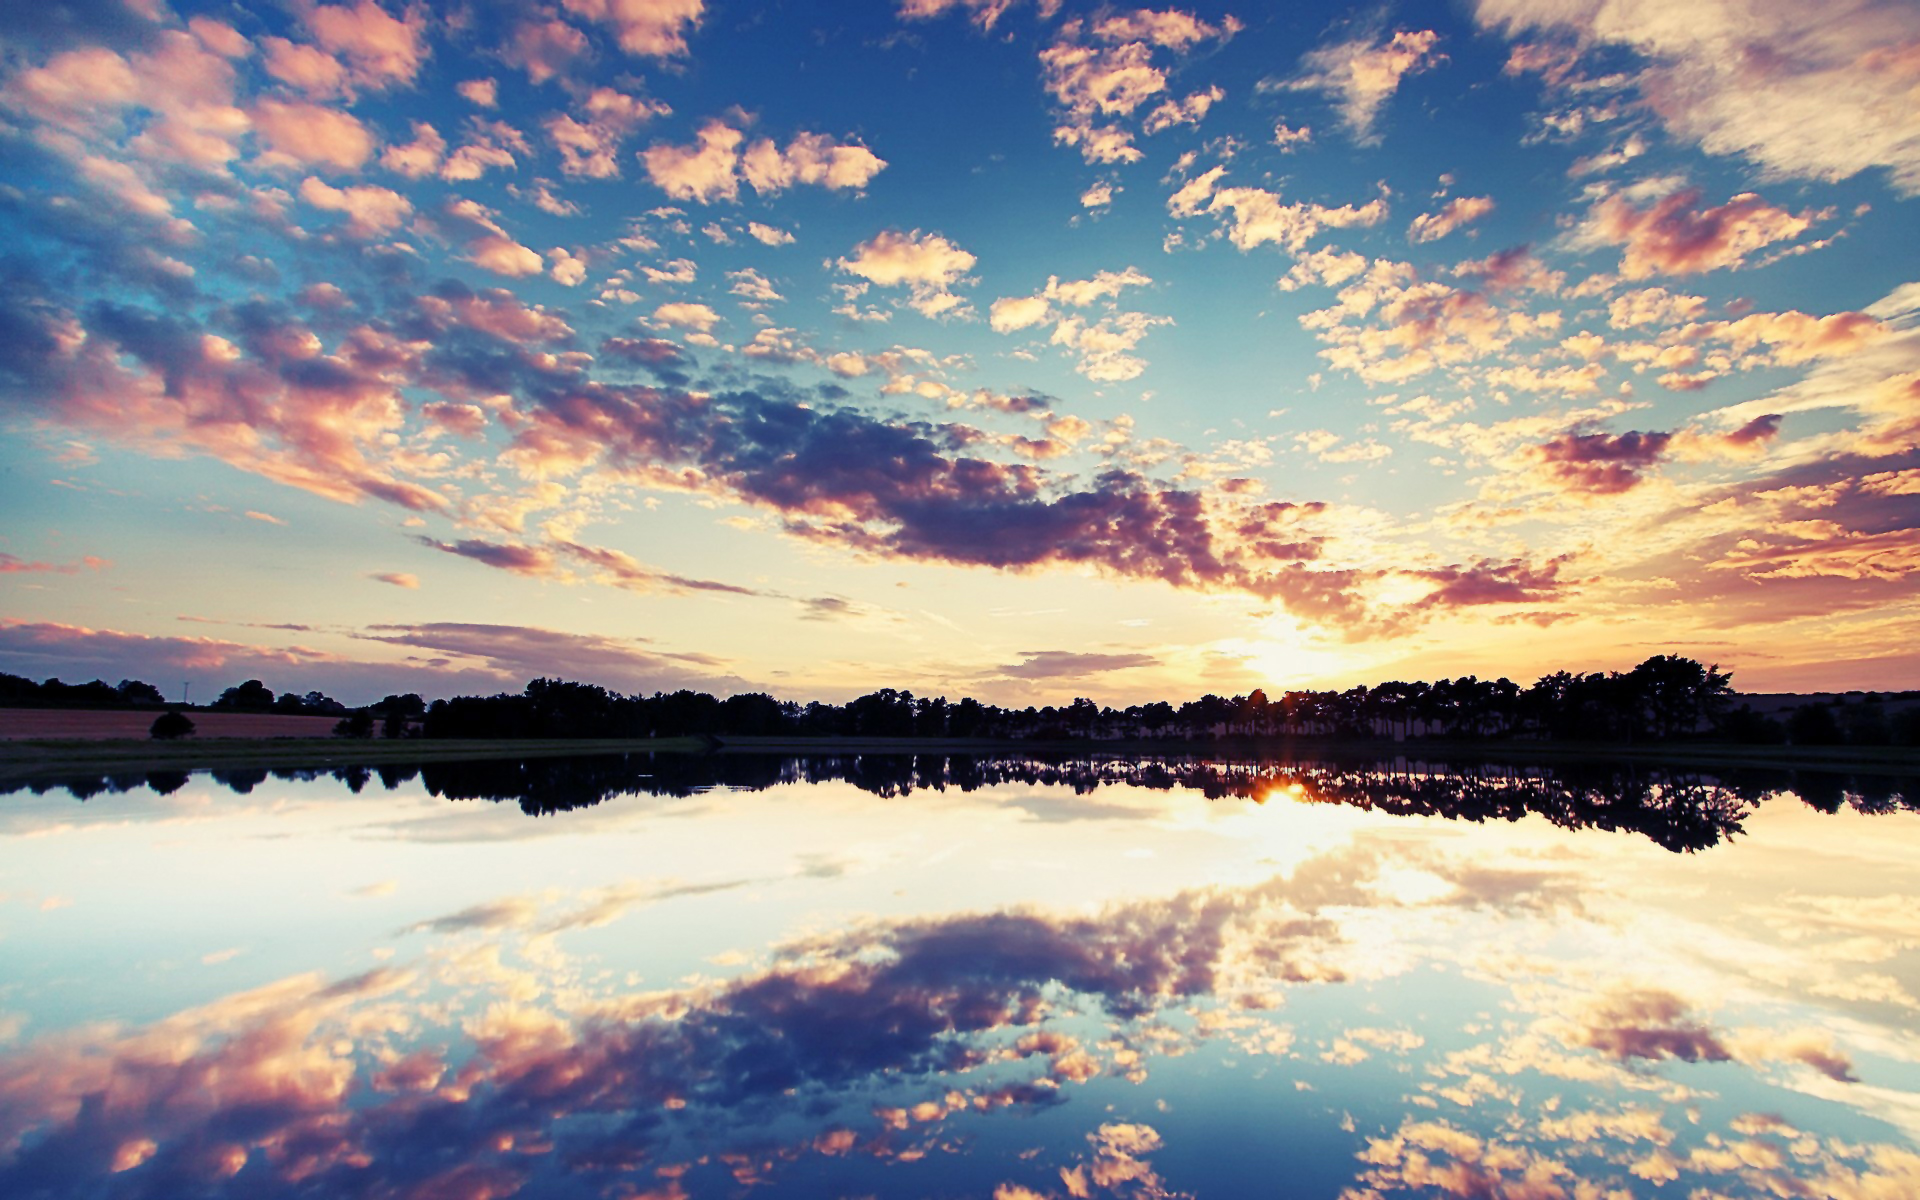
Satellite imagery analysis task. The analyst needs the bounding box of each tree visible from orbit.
[374,692,426,738]
[213,679,276,711]
[117,679,166,705]
[150,710,195,740]
[1628,655,1733,740]
[1786,704,1843,746]
[334,710,375,738]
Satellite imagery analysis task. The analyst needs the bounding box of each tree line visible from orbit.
[5,655,1916,747]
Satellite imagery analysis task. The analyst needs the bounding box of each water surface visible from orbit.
[2,752,1916,1198]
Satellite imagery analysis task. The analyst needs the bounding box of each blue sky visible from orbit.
[2,0,1917,703]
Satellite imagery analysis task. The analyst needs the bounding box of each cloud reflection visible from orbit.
[3,817,1916,1199]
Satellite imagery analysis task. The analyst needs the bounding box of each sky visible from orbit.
[0,0,1916,706]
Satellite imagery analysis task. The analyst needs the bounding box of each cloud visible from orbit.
[464,235,545,277]
[1577,187,1820,278]
[897,0,1030,29]
[0,553,108,575]
[1410,555,1571,610]
[354,621,740,689]
[545,88,670,178]
[1270,29,1443,143]
[262,37,350,98]
[1048,311,1169,381]
[379,120,445,178]
[417,536,557,577]
[297,176,411,237]
[0,266,457,514]
[991,295,1052,333]
[503,17,590,85]
[0,618,495,704]
[401,895,544,935]
[999,650,1159,679]
[837,229,976,319]
[652,301,719,332]
[457,78,497,107]
[642,119,884,202]
[250,99,376,172]
[1408,195,1494,243]
[1608,287,1707,328]
[368,571,419,588]
[1478,0,1920,194]
[1566,988,1731,1063]
[561,0,705,59]
[1038,10,1235,163]
[1168,168,1388,254]
[747,221,795,245]
[1537,429,1674,493]
[303,0,429,91]
[838,230,975,288]
[417,283,575,344]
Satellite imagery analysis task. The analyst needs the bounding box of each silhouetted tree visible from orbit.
[1787,704,1844,746]
[1629,655,1733,740]
[117,679,165,705]
[1715,704,1786,745]
[213,680,276,710]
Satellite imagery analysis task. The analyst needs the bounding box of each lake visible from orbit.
[2,751,1916,1198]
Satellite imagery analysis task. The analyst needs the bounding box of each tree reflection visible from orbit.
[11,753,1913,852]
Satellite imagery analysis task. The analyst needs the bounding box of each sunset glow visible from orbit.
[2,0,1916,702]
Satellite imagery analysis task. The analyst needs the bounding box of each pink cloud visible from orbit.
[464,235,545,277]
[298,176,412,237]
[561,0,705,58]
[1583,188,1819,279]
[1409,195,1494,243]
[1275,28,1443,143]
[261,36,349,97]
[0,553,109,574]
[303,0,430,90]
[642,120,884,201]
[544,88,669,178]
[417,286,574,344]
[457,78,498,107]
[251,99,376,172]
[379,120,445,178]
[1479,0,1920,194]
[503,17,590,85]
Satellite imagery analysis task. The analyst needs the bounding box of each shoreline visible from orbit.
[2,733,1915,787]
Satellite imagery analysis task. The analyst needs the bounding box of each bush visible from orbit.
[150,710,195,740]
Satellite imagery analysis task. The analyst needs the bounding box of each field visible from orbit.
[0,708,343,741]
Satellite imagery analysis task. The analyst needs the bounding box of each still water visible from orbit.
[2,752,1916,1198]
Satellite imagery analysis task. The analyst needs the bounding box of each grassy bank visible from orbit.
[0,736,711,787]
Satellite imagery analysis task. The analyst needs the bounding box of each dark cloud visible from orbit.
[1572,989,1732,1063]
[1538,430,1673,493]
[1413,555,1571,610]
[1724,413,1783,447]
[354,621,741,690]
[416,536,557,576]
[1000,650,1160,679]
[799,595,858,621]
[0,0,159,52]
